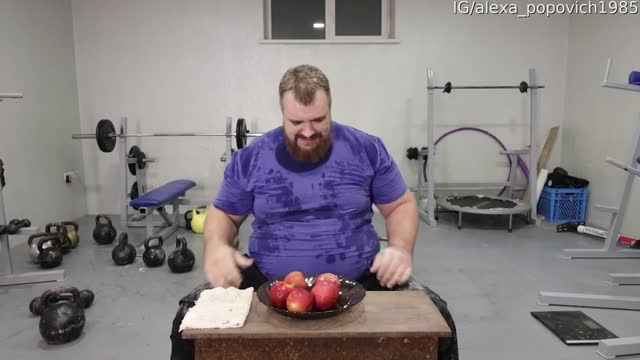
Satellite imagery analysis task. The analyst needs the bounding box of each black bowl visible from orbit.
[257,275,366,320]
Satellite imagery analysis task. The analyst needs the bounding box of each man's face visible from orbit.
[281,89,332,162]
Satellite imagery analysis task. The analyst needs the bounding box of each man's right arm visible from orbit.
[203,205,253,288]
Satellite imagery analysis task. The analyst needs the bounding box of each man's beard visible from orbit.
[285,131,332,163]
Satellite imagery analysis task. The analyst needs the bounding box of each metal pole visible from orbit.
[225,117,233,163]
[602,116,640,251]
[426,69,437,225]
[604,58,612,83]
[120,117,128,230]
[71,132,264,139]
[0,93,23,100]
[529,68,539,224]
[0,181,13,275]
[428,86,545,90]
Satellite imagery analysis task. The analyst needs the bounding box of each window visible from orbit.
[264,0,395,42]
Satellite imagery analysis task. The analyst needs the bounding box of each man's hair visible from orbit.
[279,65,331,109]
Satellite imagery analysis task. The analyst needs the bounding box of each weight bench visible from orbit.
[129,179,196,242]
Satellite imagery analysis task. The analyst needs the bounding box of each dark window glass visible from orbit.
[336,0,381,36]
[271,0,326,40]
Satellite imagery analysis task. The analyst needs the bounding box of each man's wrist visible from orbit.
[386,243,413,257]
[206,237,233,251]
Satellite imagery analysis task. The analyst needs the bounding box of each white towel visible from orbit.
[179,287,253,332]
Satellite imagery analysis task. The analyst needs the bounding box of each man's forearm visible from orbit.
[384,199,418,254]
[204,205,239,250]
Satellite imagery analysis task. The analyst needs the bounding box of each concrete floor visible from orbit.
[1,213,640,360]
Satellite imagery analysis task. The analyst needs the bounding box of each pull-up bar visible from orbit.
[428,81,545,94]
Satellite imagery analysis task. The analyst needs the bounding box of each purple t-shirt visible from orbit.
[213,122,406,280]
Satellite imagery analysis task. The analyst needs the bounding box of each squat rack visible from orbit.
[420,68,544,226]
[72,117,263,230]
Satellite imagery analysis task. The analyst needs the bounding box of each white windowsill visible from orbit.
[260,39,400,45]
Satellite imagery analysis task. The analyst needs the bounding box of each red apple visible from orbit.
[315,273,341,289]
[283,271,308,289]
[286,288,314,312]
[311,281,340,311]
[268,281,294,309]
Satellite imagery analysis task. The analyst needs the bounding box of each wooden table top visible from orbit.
[182,291,451,339]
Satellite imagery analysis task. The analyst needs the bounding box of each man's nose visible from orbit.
[300,122,315,138]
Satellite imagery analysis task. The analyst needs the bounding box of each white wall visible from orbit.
[562,13,640,234]
[0,0,86,231]
[71,0,569,214]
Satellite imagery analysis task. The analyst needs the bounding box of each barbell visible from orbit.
[72,118,263,153]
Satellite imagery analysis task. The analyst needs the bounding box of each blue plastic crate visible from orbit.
[537,186,588,223]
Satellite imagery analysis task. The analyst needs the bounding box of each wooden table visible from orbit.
[182,291,451,360]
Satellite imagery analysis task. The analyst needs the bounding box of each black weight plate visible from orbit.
[128,146,141,175]
[236,118,247,149]
[96,119,116,153]
[130,181,140,210]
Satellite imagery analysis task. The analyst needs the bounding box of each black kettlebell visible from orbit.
[38,235,63,269]
[143,235,166,267]
[7,218,31,235]
[45,222,72,254]
[93,215,116,245]
[39,287,85,345]
[29,288,94,316]
[168,235,195,273]
[111,233,136,266]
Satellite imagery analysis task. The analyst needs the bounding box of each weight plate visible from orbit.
[130,181,140,210]
[236,118,247,149]
[128,146,141,175]
[130,181,139,200]
[96,119,116,153]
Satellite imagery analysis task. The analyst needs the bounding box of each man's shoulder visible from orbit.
[333,121,381,146]
[237,125,282,155]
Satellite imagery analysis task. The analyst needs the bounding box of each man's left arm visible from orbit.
[371,190,418,288]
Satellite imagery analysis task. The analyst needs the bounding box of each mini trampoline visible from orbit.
[436,194,530,232]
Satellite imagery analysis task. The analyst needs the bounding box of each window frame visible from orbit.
[263,0,397,43]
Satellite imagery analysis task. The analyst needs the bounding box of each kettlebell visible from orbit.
[185,206,206,232]
[45,222,72,254]
[111,233,136,266]
[27,232,53,264]
[142,235,166,267]
[168,235,195,273]
[62,221,80,248]
[37,235,64,269]
[7,218,31,235]
[29,288,95,316]
[190,207,207,234]
[93,214,116,245]
[39,287,85,345]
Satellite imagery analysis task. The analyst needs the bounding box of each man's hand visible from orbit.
[204,243,253,288]
[369,245,413,288]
